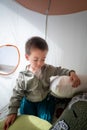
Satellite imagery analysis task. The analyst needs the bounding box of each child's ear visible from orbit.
[25,54,29,60]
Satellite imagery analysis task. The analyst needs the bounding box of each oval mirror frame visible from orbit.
[0,44,20,76]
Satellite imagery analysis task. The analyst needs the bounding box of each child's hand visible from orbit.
[3,114,17,130]
[69,71,81,87]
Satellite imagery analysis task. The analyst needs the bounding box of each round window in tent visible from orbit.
[0,44,20,75]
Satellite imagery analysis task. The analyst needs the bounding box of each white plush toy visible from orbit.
[50,75,87,98]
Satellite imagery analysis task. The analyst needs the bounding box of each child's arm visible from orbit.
[46,64,80,87]
[4,72,25,130]
[8,72,25,115]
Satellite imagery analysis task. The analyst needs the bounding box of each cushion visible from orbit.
[0,115,52,130]
[50,75,87,98]
[50,101,87,130]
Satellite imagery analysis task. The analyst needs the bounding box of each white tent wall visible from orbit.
[47,12,87,74]
[0,0,87,112]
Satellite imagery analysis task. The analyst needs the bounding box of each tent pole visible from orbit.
[45,0,51,40]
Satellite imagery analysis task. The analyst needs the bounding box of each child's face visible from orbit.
[25,48,48,71]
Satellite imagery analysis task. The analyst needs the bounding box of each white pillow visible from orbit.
[50,75,87,98]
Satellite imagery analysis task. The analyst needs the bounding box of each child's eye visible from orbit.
[42,59,45,61]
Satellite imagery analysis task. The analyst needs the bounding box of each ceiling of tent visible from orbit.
[15,0,87,15]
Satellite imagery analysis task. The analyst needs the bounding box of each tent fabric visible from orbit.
[16,0,87,15]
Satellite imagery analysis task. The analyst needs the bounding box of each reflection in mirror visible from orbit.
[0,44,20,75]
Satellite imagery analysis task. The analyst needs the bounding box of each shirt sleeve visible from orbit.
[8,72,25,115]
[46,64,70,77]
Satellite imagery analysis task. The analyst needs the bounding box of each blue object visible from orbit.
[20,95,56,122]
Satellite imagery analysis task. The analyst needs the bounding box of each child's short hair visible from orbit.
[25,36,48,55]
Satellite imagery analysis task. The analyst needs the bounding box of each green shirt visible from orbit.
[8,64,70,114]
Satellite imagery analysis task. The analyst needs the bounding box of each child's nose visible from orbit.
[37,61,42,67]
